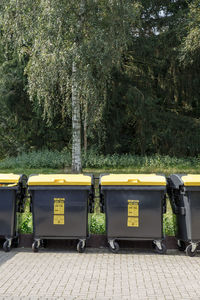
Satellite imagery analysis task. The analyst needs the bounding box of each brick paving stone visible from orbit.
[1,249,200,299]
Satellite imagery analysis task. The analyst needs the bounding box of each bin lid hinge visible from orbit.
[180,186,186,195]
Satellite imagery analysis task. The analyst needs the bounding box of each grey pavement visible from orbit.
[0,248,200,300]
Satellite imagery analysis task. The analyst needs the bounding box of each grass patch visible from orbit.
[1,150,200,174]
[0,168,64,176]
[0,149,71,169]
[82,152,200,174]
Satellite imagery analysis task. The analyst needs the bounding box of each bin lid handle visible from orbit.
[54,179,66,183]
[128,179,139,182]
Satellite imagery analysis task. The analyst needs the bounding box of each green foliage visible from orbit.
[83,151,200,172]
[0,1,200,159]
[89,214,105,235]
[181,0,200,63]
[1,1,200,160]
[1,0,140,120]
[18,198,33,234]
[163,215,175,236]
[163,201,176,236]
[0,54,72,159]
[19,213,32,234]
[1,150,200,173]
[0,149,71,169]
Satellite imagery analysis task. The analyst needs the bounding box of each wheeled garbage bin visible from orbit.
[100,174,167,254]
[0,173,27,252]
[28,174,94,252]
[168,174,200,257]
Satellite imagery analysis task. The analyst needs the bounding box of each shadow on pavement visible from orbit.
[0,240,17,268]
[13,245,188,257]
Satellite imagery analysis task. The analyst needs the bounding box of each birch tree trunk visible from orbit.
[72,60,82,173]
[84,101,88,153]
[71,0,85,173]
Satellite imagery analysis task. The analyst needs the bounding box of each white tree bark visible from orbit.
[72,60,82,173]
[71,0,86,173]
[84,101,88,153]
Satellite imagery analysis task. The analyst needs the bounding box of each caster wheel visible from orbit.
[186,244,197,257]
[109,241,119,253]
[32,241,39,253]
[177,240,186,251]
[155,242,167,255]
[3,240,11,253]
[77,240,86,253]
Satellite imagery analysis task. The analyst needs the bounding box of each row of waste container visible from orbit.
[0,173,200,257]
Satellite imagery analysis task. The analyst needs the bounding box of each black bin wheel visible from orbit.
[155,242,167,255]
[3,241,11,253]
[77,240,86,253]
[186,244,197,257]
[32,241,39,253]
[109,241,119,254]
[177,240,186,252]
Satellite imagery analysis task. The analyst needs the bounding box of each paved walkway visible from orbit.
[0,248,200,300]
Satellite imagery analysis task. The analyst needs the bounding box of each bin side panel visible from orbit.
[32,189,88,238]
[105,190,163,240]
[189,191,200,241]
[174,192,191,241]
[0,189,16,237]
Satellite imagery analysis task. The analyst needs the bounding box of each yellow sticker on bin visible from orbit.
[100,174,166,186]
[0,174,20,184]
[127,217,139,227]
[128,200,139,217]
[53,197,65,225]
[54,198,65,215]
[182,175,200,186]
[53,215,65,225]
[28,174,92,186]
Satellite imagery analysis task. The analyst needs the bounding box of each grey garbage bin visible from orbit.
[28,174,94,252]
[0,173,27,252]
[168,174,200,257]
[100,174,167,254]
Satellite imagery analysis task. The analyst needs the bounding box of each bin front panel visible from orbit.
[0,189,16,237]
[105,189,163,239]
[32,189,88,238]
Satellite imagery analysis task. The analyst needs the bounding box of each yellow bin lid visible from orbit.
[28,174,92,186]
[182,175,200,186]
[101,174,166,186]
[0,173,20,184]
